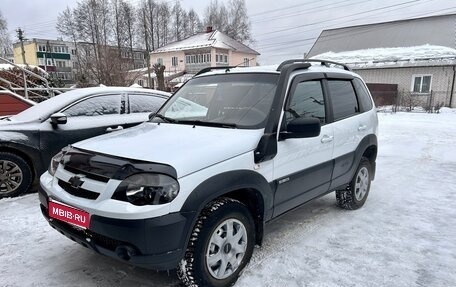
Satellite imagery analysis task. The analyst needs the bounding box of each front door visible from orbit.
[272,77,334,217]
[39,93,125,168]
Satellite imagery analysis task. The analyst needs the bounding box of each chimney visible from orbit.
[205,26,213,33]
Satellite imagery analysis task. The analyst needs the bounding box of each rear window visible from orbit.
[353,78,374,111]
[129,94,166,114]
[328,80,359,121]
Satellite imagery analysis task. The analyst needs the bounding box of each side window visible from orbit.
[63,95,121,117]
[285,80,326,124]
[129,94,166,114]
[328,80,359,121]
[353,78,374,112]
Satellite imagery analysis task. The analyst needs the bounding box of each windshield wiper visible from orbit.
[177,120,237,129]
[150,113,178,123]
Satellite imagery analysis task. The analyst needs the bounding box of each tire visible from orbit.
[336,157,372,210]
[0,152,33,198]
[178,198,255,287]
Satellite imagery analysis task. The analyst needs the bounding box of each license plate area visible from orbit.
[48,200,90,229]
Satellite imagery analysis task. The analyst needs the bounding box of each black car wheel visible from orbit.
[0,152,32,198]
[178,198,255,287]
[336,157,372,210]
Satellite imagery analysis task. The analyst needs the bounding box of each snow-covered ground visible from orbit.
[1,111,456,287]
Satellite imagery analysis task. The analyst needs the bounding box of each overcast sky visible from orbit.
[2,0,456,64]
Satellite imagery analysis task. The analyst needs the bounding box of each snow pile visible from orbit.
[1,112,456,286]
[313,45,456,65]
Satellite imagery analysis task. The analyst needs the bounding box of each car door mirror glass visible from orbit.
[50,113,67,125]
[281,117,321,139]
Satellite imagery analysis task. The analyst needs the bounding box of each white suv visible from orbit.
[39,59,378,287]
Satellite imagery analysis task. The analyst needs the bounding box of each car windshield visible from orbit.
[155,73,279,129]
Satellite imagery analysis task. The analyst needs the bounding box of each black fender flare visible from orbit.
[179,170,274,247]
[0,141,43,181]
[330,134,378,190]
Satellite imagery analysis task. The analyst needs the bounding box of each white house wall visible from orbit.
[355,66,456,107]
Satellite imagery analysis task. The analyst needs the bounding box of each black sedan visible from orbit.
[0,87,170,197]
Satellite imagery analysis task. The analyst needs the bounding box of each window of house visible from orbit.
[244,58,250,67]
[412,75,432,93]
[286,81,326,124]
[172,56,178,66]
[157,58,163,65]
[224,55,228,63]
[216,54,219,63]
[328,80,359,121]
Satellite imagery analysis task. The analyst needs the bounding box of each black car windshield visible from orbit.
[155,73,279,129]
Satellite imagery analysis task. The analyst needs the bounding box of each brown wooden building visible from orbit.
[0,92,35,116]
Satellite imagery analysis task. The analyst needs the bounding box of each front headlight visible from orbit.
[112,173,179,206]
[48,149,67,176]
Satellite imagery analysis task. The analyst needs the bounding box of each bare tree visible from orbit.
[203,0,253,44]
[186,8,203,37]
[0,10,12,58]
[171,1,185,41]
[204,0,228,32]
[153,63,165,91]
[226,0,252,44]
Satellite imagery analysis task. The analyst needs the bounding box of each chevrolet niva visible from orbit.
[39,59,378,287]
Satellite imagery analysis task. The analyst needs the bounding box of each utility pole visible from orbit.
[16,28,27,65]
[143,9,153,89]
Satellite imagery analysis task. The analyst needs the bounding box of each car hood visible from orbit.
[73,122,264,178]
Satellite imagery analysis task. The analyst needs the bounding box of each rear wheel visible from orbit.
[0,152,32,198]
[178,198,255,287]
[336,157,372,210]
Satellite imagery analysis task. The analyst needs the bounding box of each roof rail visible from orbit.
[277,59,351,71]
[194,66,239,77]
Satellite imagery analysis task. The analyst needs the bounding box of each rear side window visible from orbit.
[353,78,373,111]
[328,80,359,121]
[129,94,166,113]
[286,80,326,124]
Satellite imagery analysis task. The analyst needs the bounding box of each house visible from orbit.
[147,27,259,88]
[13,38,74,85]
[0,90,35,116]
[13,38,148,86]
[307,14,456,108]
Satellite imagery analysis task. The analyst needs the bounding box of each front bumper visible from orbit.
[38,187,195,270]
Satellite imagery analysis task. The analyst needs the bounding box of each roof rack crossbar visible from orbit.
[277,59,351,71]
[194,66,239,77]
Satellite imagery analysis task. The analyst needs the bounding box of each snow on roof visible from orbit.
[0,64,47,75]
[312,45,456,67]
[151,30,259,55]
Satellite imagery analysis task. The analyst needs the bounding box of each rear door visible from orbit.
[325,76,371,188]
[272,74,334,216]
[123,93,168,129]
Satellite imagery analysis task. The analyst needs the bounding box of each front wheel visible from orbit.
[178,198,255,287]
[336,157,372,210]
[0,152,32,198]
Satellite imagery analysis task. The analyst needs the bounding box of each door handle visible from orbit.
[358,125,367,131]
[106,126,124,132]
[321,135,334,143]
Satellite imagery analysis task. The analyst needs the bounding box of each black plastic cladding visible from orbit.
[62,147,177,180]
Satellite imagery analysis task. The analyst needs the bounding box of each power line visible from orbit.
[254,0,422,37]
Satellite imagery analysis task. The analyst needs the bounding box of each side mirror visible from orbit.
[280,117,321,140]
[50,113,67,126]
